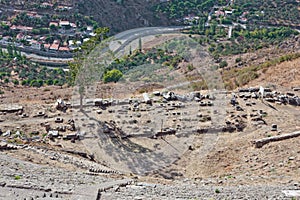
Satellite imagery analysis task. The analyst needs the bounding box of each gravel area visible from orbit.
[101,182,299,200]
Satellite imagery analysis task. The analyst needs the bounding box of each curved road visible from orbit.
[113,26,190,55]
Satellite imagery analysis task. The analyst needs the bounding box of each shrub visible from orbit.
[103,69,123,83]
[46,79,53,85]
[235,57,242,63]
[14,175,21,180]
[21,80,28,86]
[219,60,228,68]
[30,79,43,87]
[12,80,19,85]
[187,64,195,71]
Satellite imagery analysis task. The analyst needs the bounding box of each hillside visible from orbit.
[75,0,172,33]
[0,1,300,199]
[79,0,300,33]
[1,0,299,34]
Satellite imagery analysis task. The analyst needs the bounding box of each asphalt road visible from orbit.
[113,26,190,55]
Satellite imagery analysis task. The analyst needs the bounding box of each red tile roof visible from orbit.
[50,43,59,51]
[58,46,70,51]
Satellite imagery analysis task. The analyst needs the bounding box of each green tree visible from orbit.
[46,79,53,85]
[138,37,142,52]
[68,27,110,109]
[219,60,228,68]
[103,69,123,83]
[12,79,19,85]
[68,27,110,85]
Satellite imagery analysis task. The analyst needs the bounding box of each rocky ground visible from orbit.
[0,34,300,199]
[0,152,299,200]
[0,151,299,200]
[0,84,300,199]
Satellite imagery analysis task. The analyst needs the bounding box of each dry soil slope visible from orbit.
[247,57,300,89]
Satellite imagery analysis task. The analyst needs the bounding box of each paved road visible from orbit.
[112,26,190,56]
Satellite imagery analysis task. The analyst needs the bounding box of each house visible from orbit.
[10,25,33,32]
[68,40,77,50]
[43,43,51,51]
[215,10,225,17]
[24,35,32,40]
[49,43,59,51]
[239,18,248,23]
[53,40,60,45]
[58,46,70,52]
[30,40,41,49]
[55,5,72,11]
[86,26,93,33]
[83,38,90,43]
[225,10,233,15]
[41,2,53,8]
[2,36,12,42]
[75,41,82,46]
[16,33,24,41]
[89,32,96,37]
[70,23,77,28]
[56,6,66,11]
[27,12,42,19]
[183,15,200,25]
[39,36,46,41]
[49,40,60,51]
[68,40,74,46]
[59,21,70,27]
[49,21,59,27]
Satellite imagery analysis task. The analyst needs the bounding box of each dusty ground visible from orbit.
[247,57,300,88]
[171,98,300,184]
[0,34,300,199]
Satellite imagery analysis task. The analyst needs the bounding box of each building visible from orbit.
[30,40,42,50]
[55,6,72,11]
[215,10,225,17]
[86,26,93,33]
[49,40,59,51]
[49,22,59,27]
[239,18,248,23]
[59,21,70,28]
[16,33,24,41]
[41,2,53,8]
[58,46,70,52]
[83,38,90,43]
[70,23,77,28]
[43,43,51,51]
[2,36,12,42]
[27,12,42,19]
[10,25,33,32]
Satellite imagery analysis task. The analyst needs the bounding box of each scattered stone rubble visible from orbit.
[0,153,119,200]
[0,86,299,199]
[238,87,300,106]
[1,87,299,148]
